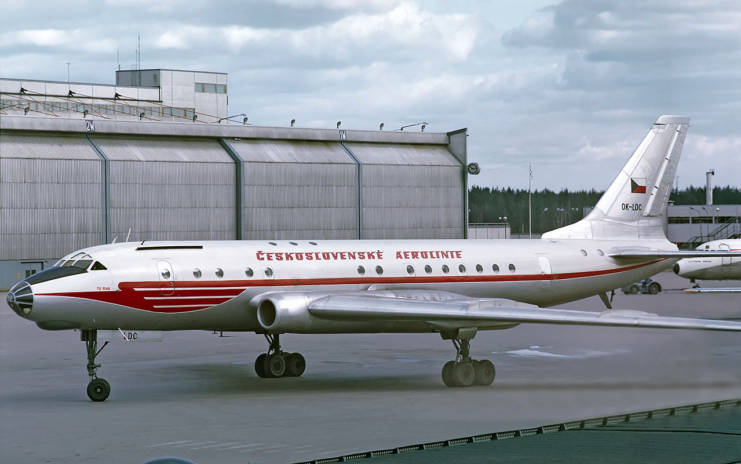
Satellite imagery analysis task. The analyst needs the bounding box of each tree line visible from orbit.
[469,186,741,234]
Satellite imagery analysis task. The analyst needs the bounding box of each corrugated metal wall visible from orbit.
[92,137,236,241]
[230,140,357,240]
[0,133,102,259]
[345,143,463,239]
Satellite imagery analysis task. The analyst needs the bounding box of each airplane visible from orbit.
[7,115,741,402]
[673,238,741,289]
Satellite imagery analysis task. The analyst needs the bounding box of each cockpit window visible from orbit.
[91,261,108,271]
[61,260,75,267]
[73,260,93,270]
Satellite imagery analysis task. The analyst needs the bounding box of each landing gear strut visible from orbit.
[82,330,111,401]
[254,334,306,379]
[441,335,495,388]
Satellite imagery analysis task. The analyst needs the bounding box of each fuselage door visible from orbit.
[538,256,553,288]
[156,260,175,296]
[719,244,731,266]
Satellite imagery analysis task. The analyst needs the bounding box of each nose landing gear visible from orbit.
[441,336,496,388]
[82,330,111,401]
[254,334,306,379]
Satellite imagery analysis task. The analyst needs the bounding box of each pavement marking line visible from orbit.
[174,441,214,448]
[145,440,191,448]
[264,445,314,454]
[240,444,287,452]
[222,444,264,450]
[190,442,239,450]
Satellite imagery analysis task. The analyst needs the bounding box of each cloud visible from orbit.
[0,29,118,54]
[0,0,738,191]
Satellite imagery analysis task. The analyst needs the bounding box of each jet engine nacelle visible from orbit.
[257,293,318,333]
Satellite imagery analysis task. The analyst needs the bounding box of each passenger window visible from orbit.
[264,267,273,277]
[580,249,588,256]
[357,266,365,275]
[162,269,171,279]
[458,264,466,274]
[375,266,383,275]
[424,265,432,274]
[509,264,516,273]
[475,264,483,274]
[91,262,108,271]
[442,265,449,274]
[245,268,254,277]
[406,265,415,275]
[215,268,224,278]
[492,264,499,274]
[193,269,202,278]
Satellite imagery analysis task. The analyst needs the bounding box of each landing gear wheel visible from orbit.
[255,353,267,378]
[474,359,496,386]
[87,378,111,402]
[452,362,475,387]
[441,361,456,387]
[285,353,306,377]
[265,353,286,378]
[82,330,110,401]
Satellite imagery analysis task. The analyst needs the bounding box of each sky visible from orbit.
[0,0,739,192]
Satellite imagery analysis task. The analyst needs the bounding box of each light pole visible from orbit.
[557,207,571,226]
[688,206,700,243]
[540,208,549,232]
[701,206,710,239]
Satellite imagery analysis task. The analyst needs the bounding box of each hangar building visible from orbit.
[0,116,468,290]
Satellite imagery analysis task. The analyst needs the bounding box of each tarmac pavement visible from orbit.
[1,271,739,464]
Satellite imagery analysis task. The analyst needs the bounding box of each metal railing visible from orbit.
[684,216,741,249]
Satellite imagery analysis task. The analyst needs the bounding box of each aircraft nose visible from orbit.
[672,263,680,275]
[7,281,33,317]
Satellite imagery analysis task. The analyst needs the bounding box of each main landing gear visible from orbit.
[254,334,306,379]
[441,337,496,388]
[82,330,111,402]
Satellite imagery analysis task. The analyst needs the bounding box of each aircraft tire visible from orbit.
[87,378,111,402]
[474,360,496,386]
[265,353,286,378]
[441,361,456,387]
[285,353,306,377]
[255,353,267,378]
[452,362,475,387]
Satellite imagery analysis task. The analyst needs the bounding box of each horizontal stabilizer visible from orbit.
[308,294,741,332]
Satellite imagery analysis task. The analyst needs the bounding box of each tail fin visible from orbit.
[543,115,689,240]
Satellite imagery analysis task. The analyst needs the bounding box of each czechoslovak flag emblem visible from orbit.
[631,178,646,194]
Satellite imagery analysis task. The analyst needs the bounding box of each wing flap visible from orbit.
[308,295,741,332]
[607,247,741,259]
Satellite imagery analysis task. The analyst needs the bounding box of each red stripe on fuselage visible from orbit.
[37,259,667,313]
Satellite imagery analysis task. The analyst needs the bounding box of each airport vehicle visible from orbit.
[673,239,741,285]
[621,278,661,295]
[7,115,741,402]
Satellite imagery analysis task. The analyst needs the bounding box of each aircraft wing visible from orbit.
[307,294,741,332]
[607,248,741,259]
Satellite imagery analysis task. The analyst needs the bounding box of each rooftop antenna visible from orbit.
[64,62,72,82]
[125,228,132,242]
